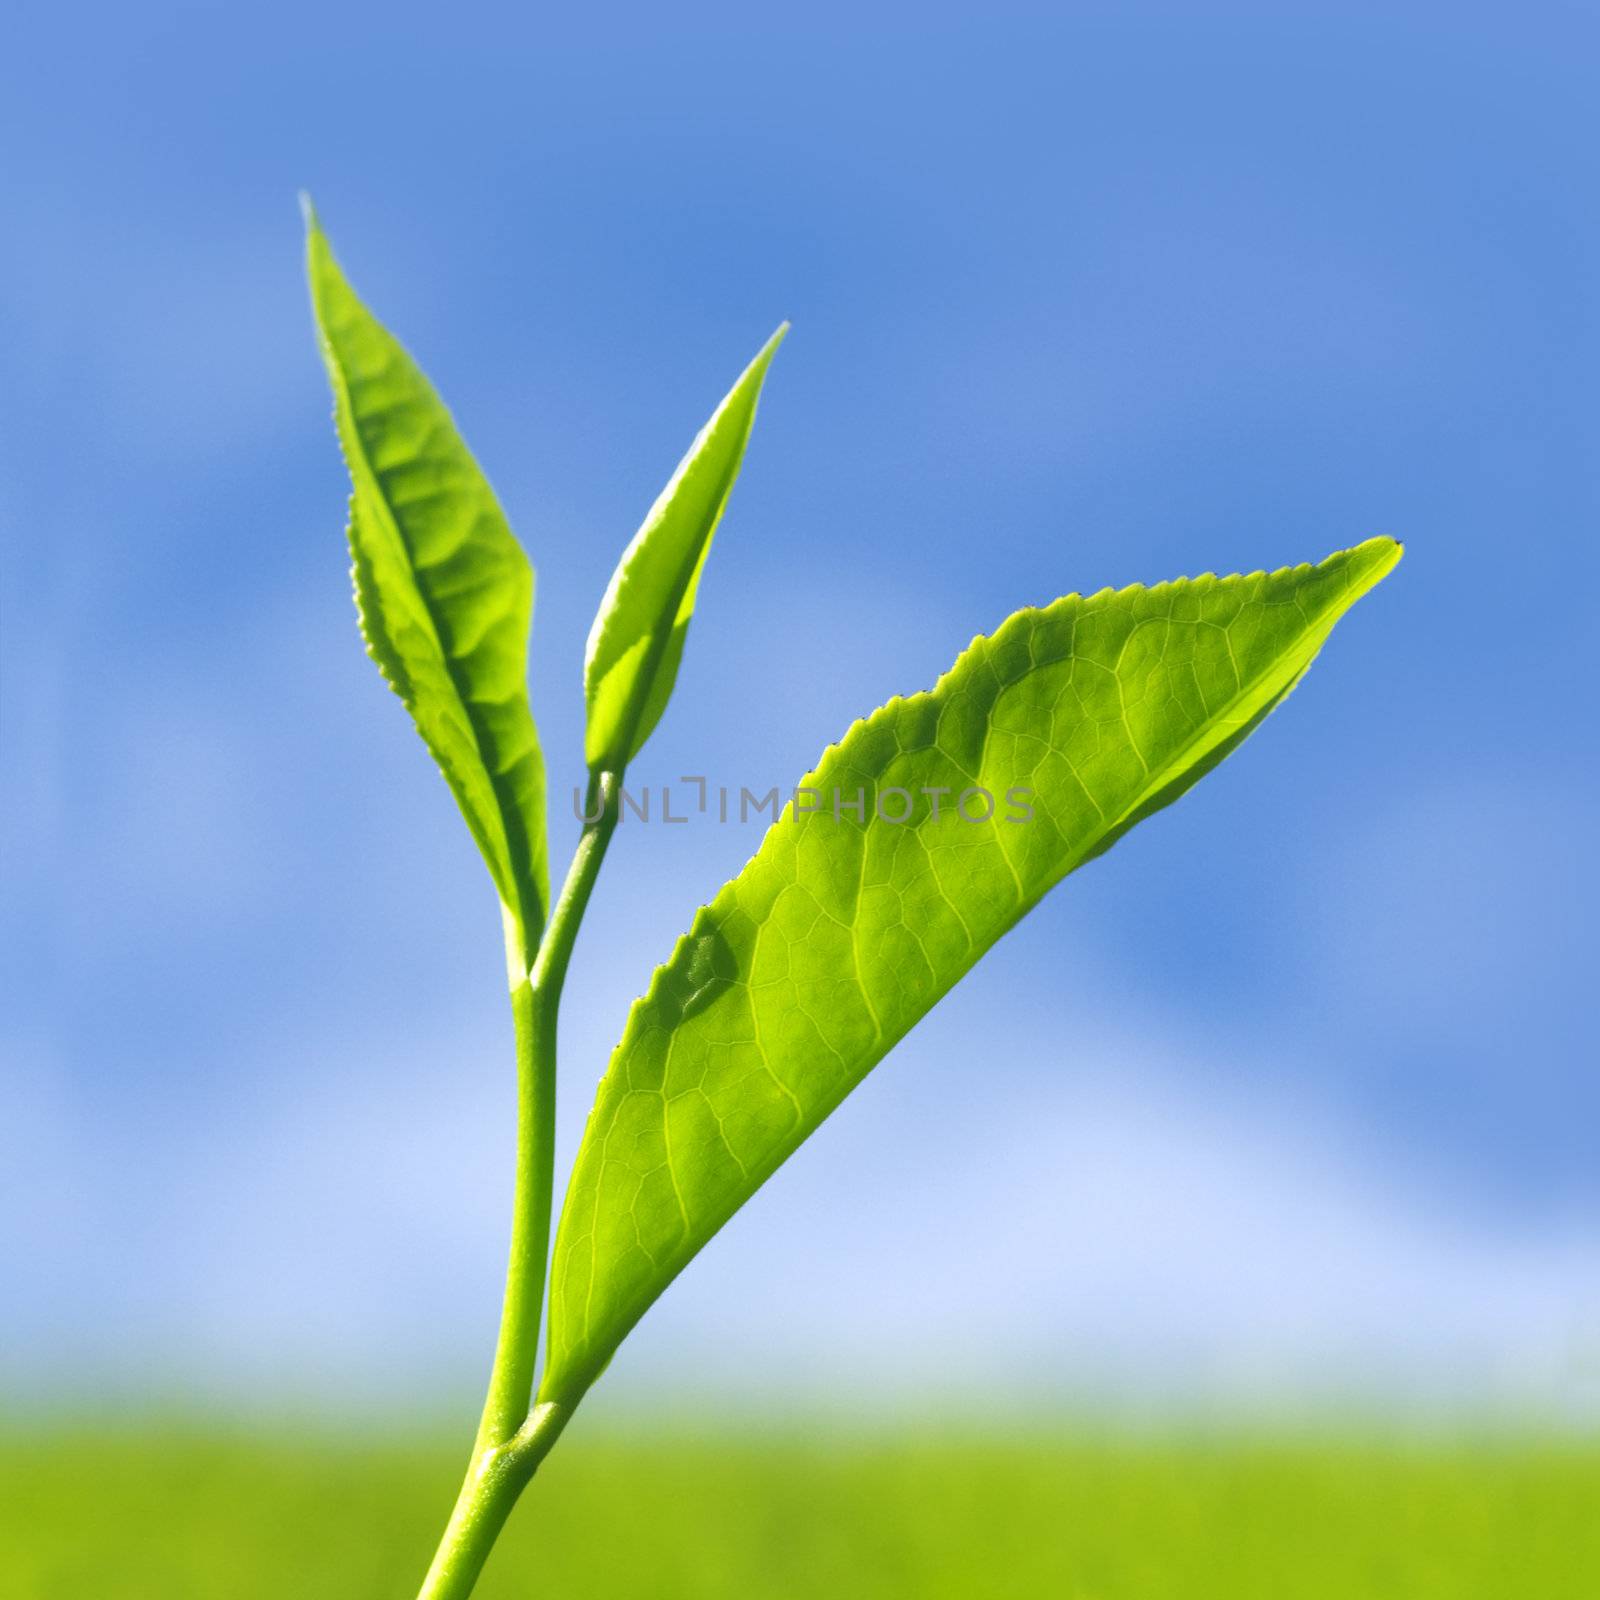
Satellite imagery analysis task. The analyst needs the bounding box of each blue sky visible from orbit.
[2,1,1596,1420]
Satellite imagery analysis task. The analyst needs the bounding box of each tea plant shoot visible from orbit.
[303,200,1400,1599]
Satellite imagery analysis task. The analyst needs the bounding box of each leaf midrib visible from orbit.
[725,576,1347,1116]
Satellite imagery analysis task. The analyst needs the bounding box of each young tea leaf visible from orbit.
[584,326,787,772]
[305,203,550,956]
[541,538,1401,1402]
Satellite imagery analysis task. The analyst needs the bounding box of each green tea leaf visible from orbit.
[305,202,549,955]
[584,326,786,772]
[542,538,1401,1401]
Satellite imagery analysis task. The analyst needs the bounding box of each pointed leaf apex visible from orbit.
[581,326,787,770]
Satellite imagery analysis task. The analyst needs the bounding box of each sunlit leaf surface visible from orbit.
[306,206,549,948]
[584,326,786,771]
[543,538,1401,1400]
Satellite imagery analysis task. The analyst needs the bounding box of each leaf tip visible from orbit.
[300,194,336,293]
[1355,534,1404,585]
[746,321,789,383]
[298,194,330,265]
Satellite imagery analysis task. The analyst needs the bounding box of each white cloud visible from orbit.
[602,994,1598,1422]
[9,977,1593,1423]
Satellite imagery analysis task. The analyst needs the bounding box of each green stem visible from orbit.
[414,1403,573,1600]
[415,770,621,1600]
[472,972,549,1451]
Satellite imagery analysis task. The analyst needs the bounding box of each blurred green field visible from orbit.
[1,1423,1595,1598]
